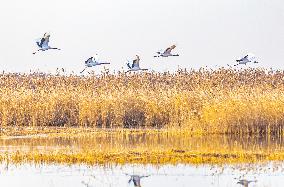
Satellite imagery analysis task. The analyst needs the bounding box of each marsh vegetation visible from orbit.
[1,68,284,186]
[0,68,284,135]
[1,0,282,185]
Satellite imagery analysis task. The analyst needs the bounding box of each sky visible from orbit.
[0,0,283,74]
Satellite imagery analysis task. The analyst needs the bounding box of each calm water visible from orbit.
[0,163,284,187]
[1,133,284,153]
[1,133,284,186]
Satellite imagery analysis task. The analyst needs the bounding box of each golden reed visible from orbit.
[0,68,284,135]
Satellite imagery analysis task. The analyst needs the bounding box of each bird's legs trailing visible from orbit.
[33,47,60,54]
[50,47,61,50]
[126,68,148,73]
[80,67,87,73]
[32,49,44,55]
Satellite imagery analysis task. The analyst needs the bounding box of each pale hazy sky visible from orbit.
[0,0,283,74]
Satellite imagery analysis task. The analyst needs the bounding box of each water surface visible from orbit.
[0,163,284,187]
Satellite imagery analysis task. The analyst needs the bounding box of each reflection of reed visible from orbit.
[1,69,284,134]
[116,131,284,153]
[0,130,284,164]
[1,131,284,151]
[0,133,282,151]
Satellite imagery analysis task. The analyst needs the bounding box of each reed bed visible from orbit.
[1,68,284,135]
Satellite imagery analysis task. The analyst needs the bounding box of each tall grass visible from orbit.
[1,68,284,135]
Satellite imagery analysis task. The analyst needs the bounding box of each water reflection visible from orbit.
[0,163,283,187]
[127,174,150,187]
[0,133,284,153]
[236,179,257,187]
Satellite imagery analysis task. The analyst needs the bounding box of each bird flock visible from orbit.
[33,32,259,74]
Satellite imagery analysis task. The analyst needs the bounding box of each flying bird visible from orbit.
[154,45,179,57]
[80,54,110,73]
[126,174,149,187]
[126,55,148,72]
[235,53,259,66]
[33,33,61,54]
[237,179,257,187]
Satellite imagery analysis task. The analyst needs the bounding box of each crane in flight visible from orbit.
[154,45,179,57]
[80,54,110,73]
[235,53,259,66]
[126,55,148,72]
[33,33,61,54]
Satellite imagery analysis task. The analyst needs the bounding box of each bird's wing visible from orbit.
[41,38,49,48]
[46,37,50,44]
[35,38,43,47]
[132,59,140,68]
[133,177,141,186]
[133,180,140,186]
[43,32,49,38]
[242,55,248,60]
[170,45,176,50]
[164,47,172,53]
[237,55,247,61]
[41,41,48,48]
[92,57,98,64]
[247,55,256,61]
[85,57,93,64]
[127,62,132,69]
[40,38,46,46]
[93,54,100,62]
[164,45,176,53]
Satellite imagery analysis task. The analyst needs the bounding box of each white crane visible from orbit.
[80,54,110,73]
[154,45,179,57]
[33,33,61,54]
[235,53,259,66]
[126,55,148,72]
